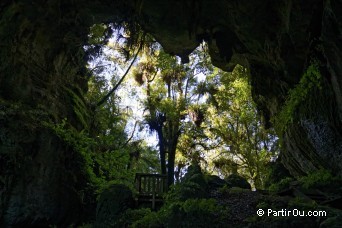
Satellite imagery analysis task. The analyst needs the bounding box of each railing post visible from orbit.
[152,177,156,210]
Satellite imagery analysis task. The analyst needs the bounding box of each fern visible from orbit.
[274,61,322,133]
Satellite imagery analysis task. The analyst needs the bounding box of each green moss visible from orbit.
[228,186,251,194]
[95,184,134,227]
[225,174,251,189]
[299,169,336,190]
[132,199,227,227]
[273,61,322,133]
[164,164,209,202]
[218,185,251,195]
[165,180,208,202]
[268,177,294,193]
[88,24,108,45]
[131,210,162,228]
[44,119,99,186]
[116,208,153,227]
[288,197,317,210]
[256,201,269,210]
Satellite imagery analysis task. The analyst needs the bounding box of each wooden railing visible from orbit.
[135,173,168,209]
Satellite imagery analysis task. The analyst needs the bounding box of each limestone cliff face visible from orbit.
[131,0,342,177]
[0,1,93,225]
[0,1,130,225]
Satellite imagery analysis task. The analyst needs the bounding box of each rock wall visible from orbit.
[0,1,93,225]
[0,0,132,225]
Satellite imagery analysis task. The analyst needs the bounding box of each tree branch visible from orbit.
[96,42,142,107]
[88,64,111,76]
[122,120,139,147]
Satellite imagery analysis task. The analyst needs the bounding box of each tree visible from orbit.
[85,28,161,183]
[132,45,208,185]
[202,65,279,189]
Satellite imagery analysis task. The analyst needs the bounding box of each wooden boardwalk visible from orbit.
[135,173,168,210]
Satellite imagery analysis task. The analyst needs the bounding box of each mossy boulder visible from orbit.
[268,177,294,193]
[166,164,209,201]
[299,169,342,192]
[225,174,251,189]
[205,175,227,189]
[95,184,134,227]
[184,165,209,197]
[264,158,293,189]
[188,173,207,189]
[182,164,202,181]
[228,186,252,194]
[132,199,227,227]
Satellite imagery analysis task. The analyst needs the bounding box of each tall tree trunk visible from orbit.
[167,148,176,186]
[166,122,180,186]
[157,128,167,175]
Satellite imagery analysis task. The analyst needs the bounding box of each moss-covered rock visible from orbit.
[95,184,134,227]
[225,174,251,189]
[205,175,227,189]
[182,163,202,181]
[299,169,342,191]
[132,199,227,228]
[167,165,209,201]
[264,158,293,189]
[268,177,294,193]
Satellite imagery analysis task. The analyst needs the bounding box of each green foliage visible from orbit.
[205,174,226,188]
[116,208,153,227]
[218,184,230,195]
[263,158,292,189]
[45,119,99,185]
[268,177,294,193]
[49,119,93,154]
[135,47,199,182]
[299,169,335,190]
[165,166,208,202]
[274,61,322,133]
[64,86,90,129]
[256,201,269,210]
[95,183,134,227]
[88,24,108,45]
[86,53,161,177]
[202,64,279,189]
[45,118,134,193]
[130,210,163,228]
[116,40,280,189]
[288,197,317,210]
[132,199,227,227]
[166,181,208,202]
